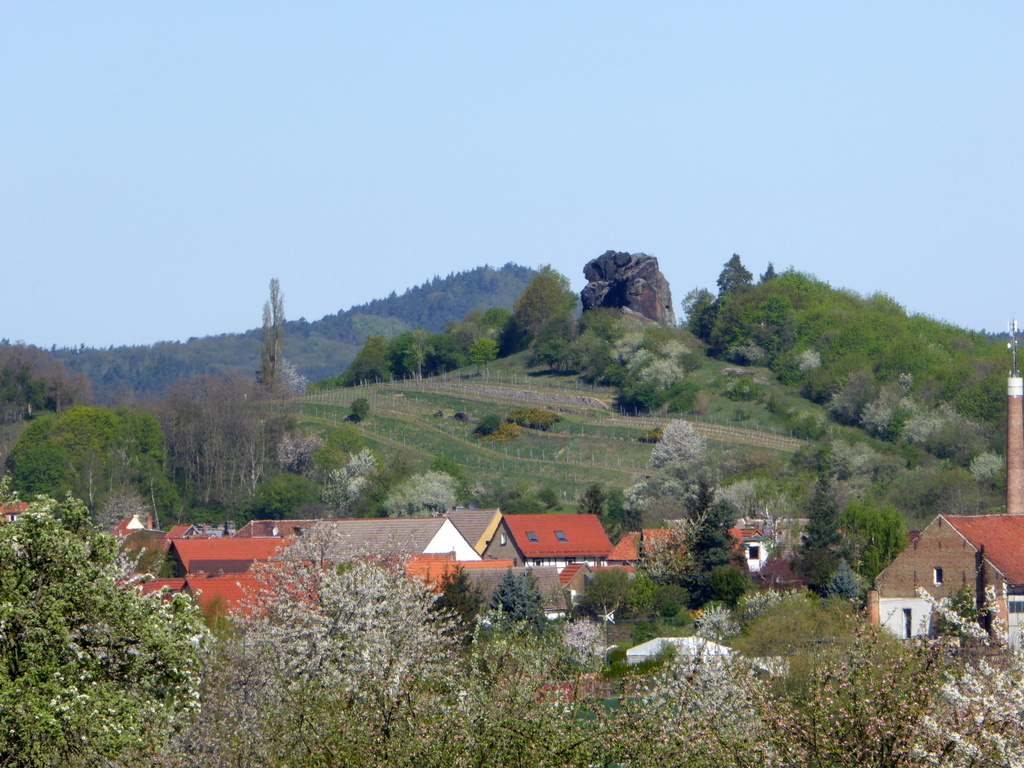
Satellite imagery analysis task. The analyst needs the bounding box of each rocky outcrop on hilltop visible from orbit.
[580,251,675,325]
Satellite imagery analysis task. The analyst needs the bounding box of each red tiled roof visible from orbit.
[405,555,516,588]
[170,538,293,574]
[502,514,612,558]
[166,525,192,539]
[183,574,270,615]
[608,532,640,562]
[944,515,1024,584]
[139,578,187,595]
[592,564,635,574]
[559,562,586,585]
[1,502,29,521]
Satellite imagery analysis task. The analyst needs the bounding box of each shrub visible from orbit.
[506,407,561,431]
[483,421,520,443]
[639,427,663,444]
[349,398,370,422]
[473,414,504,437]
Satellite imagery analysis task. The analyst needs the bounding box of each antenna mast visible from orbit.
[1011,320,1020,378]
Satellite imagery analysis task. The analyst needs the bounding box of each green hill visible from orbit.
[52,263,536,399]
[314,261,1009,529]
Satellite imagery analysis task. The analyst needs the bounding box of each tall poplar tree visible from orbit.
[260,278,285,392]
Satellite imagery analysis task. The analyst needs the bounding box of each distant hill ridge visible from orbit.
[54,263,537,400]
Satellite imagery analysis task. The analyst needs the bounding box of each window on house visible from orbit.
[499,533,507,546]
[534,559,542,566]
[748,545,760,560]
[526,531,539,543]
[934,567,943,586]
[1010,600,1024,615]
[555,530,568,542]
[565,557,575,564]
[903,608,913,639]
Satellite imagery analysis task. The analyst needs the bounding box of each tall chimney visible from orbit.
[1008,375,1024,514]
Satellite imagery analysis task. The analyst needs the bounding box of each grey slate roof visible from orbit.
[285,518,448,561]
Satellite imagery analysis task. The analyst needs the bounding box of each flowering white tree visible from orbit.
[910,586,1024,767]
[382,470,458,517]
[321,447,376,513]
[622,654,762,768]
[277,429,323,476]
[650,419,706,469]
[562,618,603,663]
[279,358,309,394]
[170,557,460,767]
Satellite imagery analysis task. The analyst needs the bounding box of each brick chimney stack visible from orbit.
[1008,376,1024,515]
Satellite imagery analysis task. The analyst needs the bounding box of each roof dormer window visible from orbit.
[555,531,568,542]
[526,531,539,543]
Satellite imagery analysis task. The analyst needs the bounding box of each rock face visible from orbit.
[580,251,676,326]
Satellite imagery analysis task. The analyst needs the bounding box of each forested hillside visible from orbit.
[50,263,536,399]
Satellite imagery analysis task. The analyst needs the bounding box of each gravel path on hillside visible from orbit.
[451,385,610,410]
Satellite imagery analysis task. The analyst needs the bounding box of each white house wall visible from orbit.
[878,597,932,639]
[424,520,481,561]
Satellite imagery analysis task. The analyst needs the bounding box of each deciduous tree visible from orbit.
[0,483,205,768]
[511,265,577,344]
[650,419,706,469]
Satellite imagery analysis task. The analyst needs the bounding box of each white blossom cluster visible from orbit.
[321,448,376,512]
[649,420,706,469]
[382,470,459,517]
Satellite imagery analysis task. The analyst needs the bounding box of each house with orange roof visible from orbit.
[606,532,640,566]
[168,537,293,577]
[873,514,1024,643]
[138,578,187,596]
[0,501,29,523]
[404,554,517,589]
[138,575,270,617]
[558,562,593,602]
[183,573,271,616]
[482,513,612,571]
[729,524,769,572]
[609,525,765,572]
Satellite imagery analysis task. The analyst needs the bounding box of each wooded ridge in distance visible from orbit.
[45,263,536,400]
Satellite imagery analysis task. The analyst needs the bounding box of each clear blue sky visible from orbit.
[3,3,1022,349]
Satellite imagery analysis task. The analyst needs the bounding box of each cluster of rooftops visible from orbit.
[13,496,1024,643]
[110,510,626,617]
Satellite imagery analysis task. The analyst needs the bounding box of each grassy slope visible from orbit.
[297,352,811,501]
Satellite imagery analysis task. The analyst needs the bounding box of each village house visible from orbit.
[168,537,294,577]
[0,501,29,523]
[233,519,317,538]
[872,514,1024,644]
[482,513,612,571]
[445,508,503,555]
[289,517,482,563]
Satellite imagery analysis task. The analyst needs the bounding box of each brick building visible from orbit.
[873,514,1024,642]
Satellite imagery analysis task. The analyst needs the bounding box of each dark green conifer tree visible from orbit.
[490,569,547,634]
